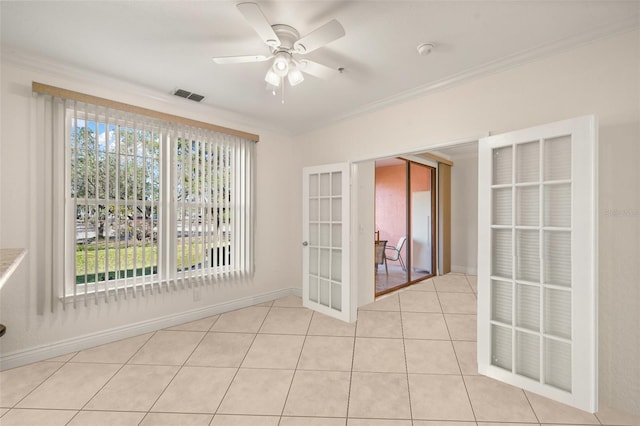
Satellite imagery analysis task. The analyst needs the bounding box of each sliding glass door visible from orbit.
[375,159,436,296]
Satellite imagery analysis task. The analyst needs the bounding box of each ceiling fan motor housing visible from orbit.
[271,24,301,52]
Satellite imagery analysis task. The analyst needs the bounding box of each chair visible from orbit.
[375,239,387,272]
[384,236,407,272]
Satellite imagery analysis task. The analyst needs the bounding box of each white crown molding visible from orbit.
[4,15,638,138]
[1,48,279,136]
[0,287,299,371]
[300,18,640,136]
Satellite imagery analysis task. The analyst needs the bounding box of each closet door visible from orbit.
[477,116,597,412]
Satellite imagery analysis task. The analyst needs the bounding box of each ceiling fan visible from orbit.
[212,2,345,93]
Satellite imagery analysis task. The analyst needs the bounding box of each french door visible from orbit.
[477,116,597,412]
[302,163,353,322]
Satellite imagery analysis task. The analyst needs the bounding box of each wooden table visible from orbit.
[375,240,387,267]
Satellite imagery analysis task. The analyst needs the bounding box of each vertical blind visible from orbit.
[35,87,256,308]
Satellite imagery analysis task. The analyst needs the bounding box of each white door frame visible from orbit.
[350,137,482,306]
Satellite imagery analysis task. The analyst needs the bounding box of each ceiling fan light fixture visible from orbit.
[265,83,278,96]
[272,52,290,76]
[287,68,304,86]
[264,69,281,87]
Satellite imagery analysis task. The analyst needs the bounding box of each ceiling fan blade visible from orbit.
[297,59,339,80]
[212,54,272,64]
[294,19,345,54]
[237,2,281,47]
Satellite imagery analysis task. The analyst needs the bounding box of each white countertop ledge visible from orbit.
[0,248,27,290]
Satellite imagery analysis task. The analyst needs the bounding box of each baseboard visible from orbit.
[0,287,299,371]
[450,265,478,275]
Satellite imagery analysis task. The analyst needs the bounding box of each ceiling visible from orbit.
[1,1,638,134]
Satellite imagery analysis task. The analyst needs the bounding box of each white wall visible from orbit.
[450,154,478,275]
[0,55,302,367]
[299,29,640,416]
[352,161,375,308]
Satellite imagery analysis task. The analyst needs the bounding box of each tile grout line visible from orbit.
[398,293,415,423]
[343,318,357,425]
[277,305,315,425]
[522,389,542,425]
[137,317,220,424]
[6,359,69,411]
[6,334,115,413]
[345,304,368,424]
[464,274,477,296]
[211,303,274,422]
[434,276,479,424]
[64,329,157,425]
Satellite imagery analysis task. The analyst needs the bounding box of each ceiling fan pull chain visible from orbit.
[281,76,285,104]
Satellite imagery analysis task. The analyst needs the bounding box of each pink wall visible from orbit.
[375,162,432,268]
[410,163,431,192]
[375,164,407,265]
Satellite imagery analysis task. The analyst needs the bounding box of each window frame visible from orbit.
[57,104,255,300]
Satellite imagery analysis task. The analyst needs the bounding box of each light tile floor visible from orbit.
[1,274,639,426]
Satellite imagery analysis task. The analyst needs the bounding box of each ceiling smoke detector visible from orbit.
[417,42,434,56]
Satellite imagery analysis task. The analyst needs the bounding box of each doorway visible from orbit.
[374,158,436,296]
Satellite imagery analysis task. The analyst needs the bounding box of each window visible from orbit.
[36,86,256,305]
[70,112,161,290]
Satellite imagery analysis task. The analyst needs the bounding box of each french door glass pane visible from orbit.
[331,283,342,311]
[331,225,342,247]
[516,331,540,380]
[544,288,572,339]
[309,174,318,196]
[543,231,571,287]
[319,249,330,279]
[492,324,512,371]
[516,186,539,226]
[516,141,540,183]
[516,230,539,282]
[544,135,571,181]
[309,224,319,246]
[331,250,342,282]
[320,279,330,307]
[544,184,571,227]
[320,224,330,247]
[309,248,318,275]
[309,199,318,221]
[320,173,330,196]
[516,283,540,332]
[492,188,512,225]
[493,146,513,185]
[545,338,572,392]
[331,172,342,196]
[320,199,330,221]
[492,229,512,279]
[309,276,319,302]
[332,198,342,221]
[491,279,512,325]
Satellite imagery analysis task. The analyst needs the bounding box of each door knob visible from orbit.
[302,241,309,246]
